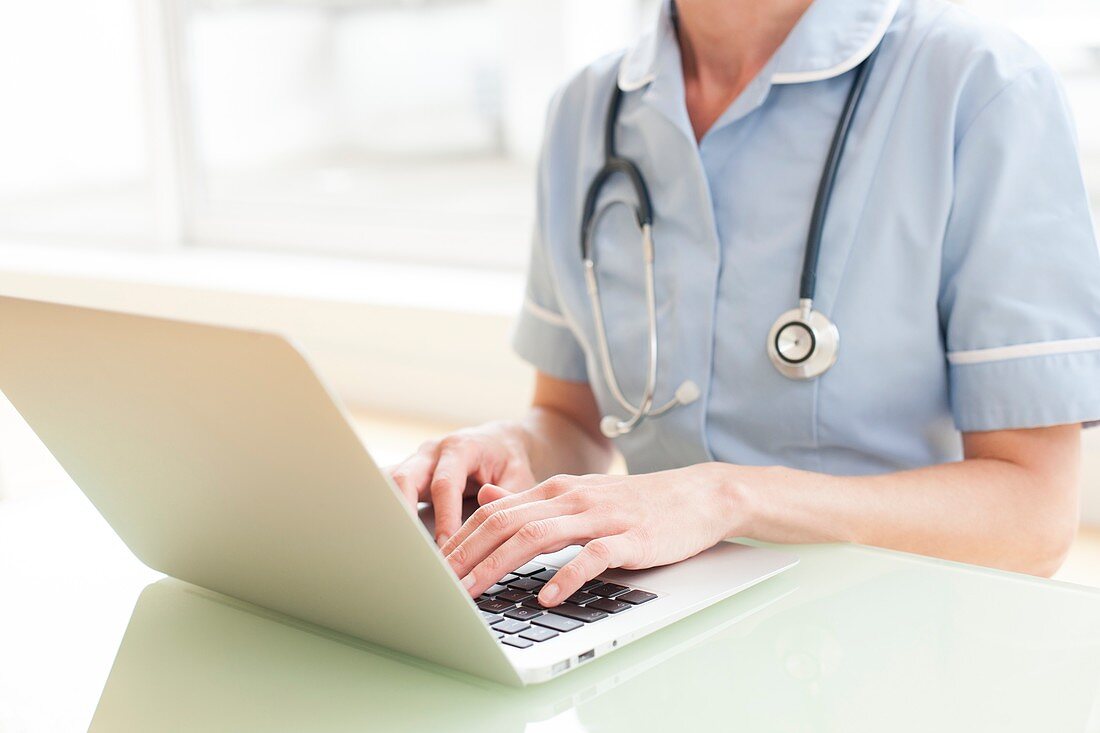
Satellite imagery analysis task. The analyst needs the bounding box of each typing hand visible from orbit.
[386,422,537,547]
[440,464,742,606]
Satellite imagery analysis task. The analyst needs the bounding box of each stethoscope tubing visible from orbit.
[580,45,881,435]
[585,220,682,425]
[800,46,881,301]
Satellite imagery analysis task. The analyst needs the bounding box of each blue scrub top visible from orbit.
[512,0,1100,475]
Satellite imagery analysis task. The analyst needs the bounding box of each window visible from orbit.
[0,1,152,247]
[0,0,1095,270]
[186,0,649,270]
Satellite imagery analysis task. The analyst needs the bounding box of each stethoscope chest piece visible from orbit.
[767,299,839,380]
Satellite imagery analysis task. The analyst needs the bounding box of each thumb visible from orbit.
[478,483,512,505]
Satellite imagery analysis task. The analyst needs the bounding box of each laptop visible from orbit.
[0,294,796,686]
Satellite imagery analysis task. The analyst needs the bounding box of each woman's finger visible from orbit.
[537,534,637,606]
[441,485,521,559]
[446,497,577,578]
[439,488,509,557]
[494,459,536,493]
[460,514,599,598]
[387,449,438,507]
[440,476,574,556]
[429,440,482,546]
[477,483,511,505]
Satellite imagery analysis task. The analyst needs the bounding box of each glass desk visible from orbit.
[3,489,1100,732]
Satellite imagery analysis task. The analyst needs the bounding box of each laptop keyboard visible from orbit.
[475,563,657,649]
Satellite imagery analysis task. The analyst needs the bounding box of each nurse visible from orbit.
[389,0,1100,607]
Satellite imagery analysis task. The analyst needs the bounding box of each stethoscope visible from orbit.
[582,47,880,439]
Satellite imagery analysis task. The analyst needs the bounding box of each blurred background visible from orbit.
[0,0,1098,578]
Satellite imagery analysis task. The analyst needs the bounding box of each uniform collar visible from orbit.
[618,0,899,91]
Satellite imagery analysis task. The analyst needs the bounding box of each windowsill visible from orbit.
[0,240,525,317]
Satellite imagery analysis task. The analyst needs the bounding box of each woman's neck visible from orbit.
[675,0,813,140]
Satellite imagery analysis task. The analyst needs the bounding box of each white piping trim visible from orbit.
[947,337,1100,365]
[771,0,899,85]
[522,297,570,328]
[522,293,598,375]
[618,67,656,92]
[617,0,899,91]
[617,30,659,91]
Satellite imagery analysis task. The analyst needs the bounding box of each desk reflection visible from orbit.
[89,547,1100,733]
[89,570,797,732]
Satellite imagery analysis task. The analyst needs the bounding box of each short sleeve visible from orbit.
[511,227,590,382]
[510,95,590,383]
[940,63,1100,431]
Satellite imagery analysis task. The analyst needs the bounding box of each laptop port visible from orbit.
[578,649,595,663]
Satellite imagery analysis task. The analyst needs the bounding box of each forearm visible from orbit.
[516,406,614,480]
[722,449,1079,576]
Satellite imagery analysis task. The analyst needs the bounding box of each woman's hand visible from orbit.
[387,375,614,549]
[441,463,745,607]
[386,422,537,547]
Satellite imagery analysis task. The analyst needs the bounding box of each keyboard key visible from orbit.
[551,603,608,623]
[512,563,545,576]
[521,598,552,610]
[485,583,508,596]
[494,619,531,634]
[586,597,631,614]
[499,574,520,585]
[494,631,504,639]
[520,626,559,642]
[589,583,630,598]
[481,612,503,623]
[507,577,544,592]
[532,614,583,633]
[579,579,602,592]
[504,607,544,621]
[496,589,533,603]
[618,589,657,605]
[565,591,597,605]
[478,599,516,614]
[531,569,558,582]
[502,635,534,649]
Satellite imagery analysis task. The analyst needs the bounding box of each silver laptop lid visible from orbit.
[0,295,519,685]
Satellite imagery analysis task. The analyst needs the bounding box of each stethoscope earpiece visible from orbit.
[599,415,624,439]
[598,379,701,439]
[674,379,701,406]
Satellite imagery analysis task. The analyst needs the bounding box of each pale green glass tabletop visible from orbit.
[3,491,1100,732]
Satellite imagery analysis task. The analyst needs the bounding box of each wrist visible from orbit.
[494,418,536,459]
[695,461,760,540]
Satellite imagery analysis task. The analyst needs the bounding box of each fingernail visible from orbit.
[436,533,447,548]
[541,582,559,604]
[461,573,476,591]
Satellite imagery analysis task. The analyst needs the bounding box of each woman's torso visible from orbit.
[535,0,1061,475]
